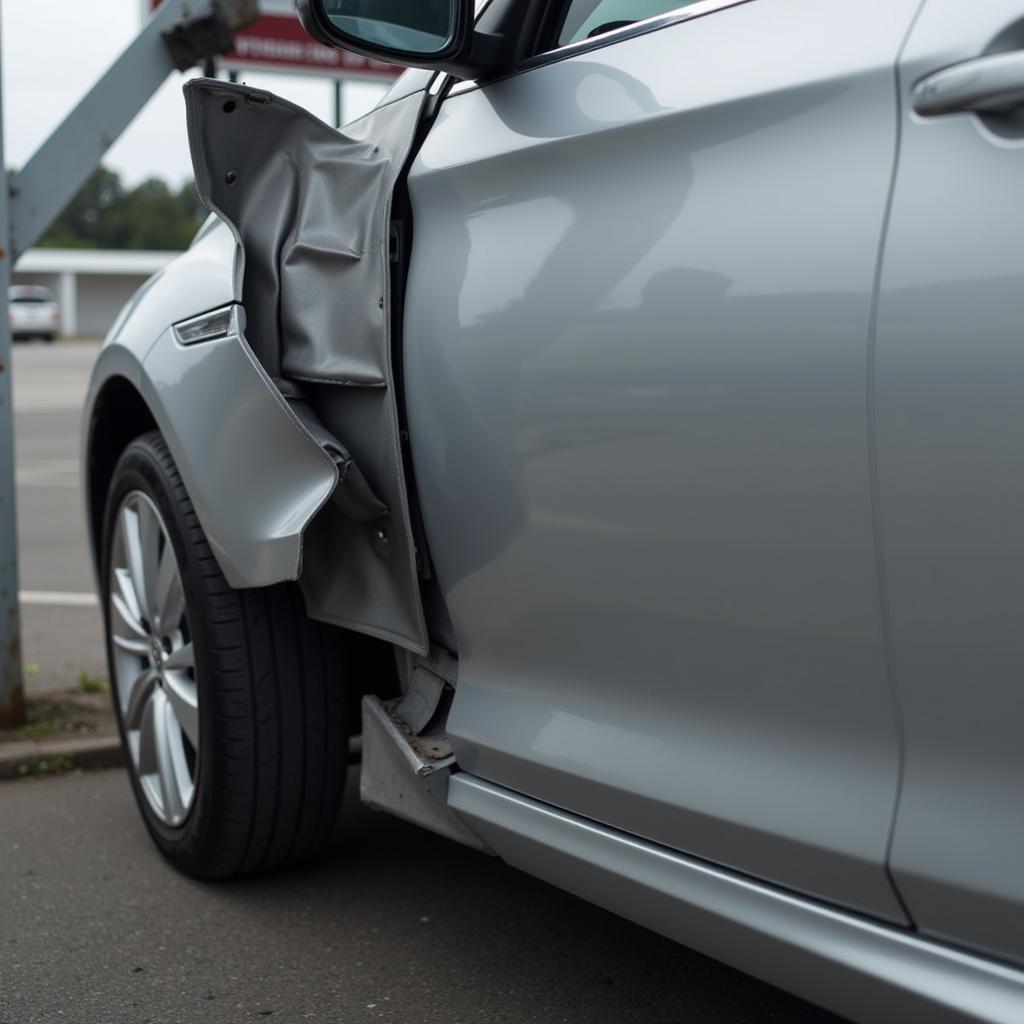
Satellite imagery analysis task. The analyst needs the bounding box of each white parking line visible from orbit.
[19,590,98,607]
[16,459,81,488]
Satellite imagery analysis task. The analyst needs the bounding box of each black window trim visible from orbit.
[448,0,755,96]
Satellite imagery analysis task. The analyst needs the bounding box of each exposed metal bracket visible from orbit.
[393,645,459,734]
[395,664,448,734]
[360,696,490,853]
[163,0,259,71]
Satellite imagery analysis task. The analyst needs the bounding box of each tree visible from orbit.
[37,166,205,251]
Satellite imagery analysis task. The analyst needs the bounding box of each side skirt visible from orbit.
[448,774,1024,1024]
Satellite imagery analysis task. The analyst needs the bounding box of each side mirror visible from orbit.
[295,0,491,78]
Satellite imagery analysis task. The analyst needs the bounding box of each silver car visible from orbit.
[10,285,59,342]
[81,1,1024,1021]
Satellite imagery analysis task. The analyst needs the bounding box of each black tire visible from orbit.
[101,430,349,879]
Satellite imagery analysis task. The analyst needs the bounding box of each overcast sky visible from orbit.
[2,0,389,187]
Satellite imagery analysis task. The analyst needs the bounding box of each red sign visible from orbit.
[148,0,402,79]
[224,14,400,78]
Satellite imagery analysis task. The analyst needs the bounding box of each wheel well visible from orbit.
[84,376,157,566]
[84,375,400,722]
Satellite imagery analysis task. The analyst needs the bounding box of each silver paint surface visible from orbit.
[88,85,432,653]
[142,321,339,588]
[83,219,339,590]
[449,773,1024,1024]
[80,0,1024,1011]
[184,81,430,651]
[404,0,922,921]
[876,0,1024,967]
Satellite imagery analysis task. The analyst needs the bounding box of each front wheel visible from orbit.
[102,431,350,878]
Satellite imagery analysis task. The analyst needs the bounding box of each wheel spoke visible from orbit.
[136,685,160,776]
[163,642,193,672]
[124,667,158,729]
[111,633,150,657]
[121,504,151,623]
[153,690,187,824]
[112,567,145,636]
[155,550,184,635]
[162,669,199,749]
[138,499,162,626]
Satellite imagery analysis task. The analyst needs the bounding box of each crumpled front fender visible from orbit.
[178,79,429,653]
[84,218,340,591]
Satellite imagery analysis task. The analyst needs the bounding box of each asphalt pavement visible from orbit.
[12,339,106,695]
[0,769,846,1024]
[2,340,847,1024]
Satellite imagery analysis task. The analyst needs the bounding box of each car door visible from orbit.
[404,0,920,920]
[876,0,1024,966]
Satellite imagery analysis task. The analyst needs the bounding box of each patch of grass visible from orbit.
[15,754,77,777]
[11,711,59,742]
[0,695,114,745]
[77,670,109,695]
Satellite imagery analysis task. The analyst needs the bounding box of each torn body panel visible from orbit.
[82,218,339,591]
[184,79,429,653]
[141,311,339,588]
[361,695,488,852]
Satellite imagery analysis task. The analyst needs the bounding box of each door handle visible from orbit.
[913,50,1024,117]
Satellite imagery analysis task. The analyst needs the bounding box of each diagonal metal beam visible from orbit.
[7,0,217,260]
[0,0,255,722]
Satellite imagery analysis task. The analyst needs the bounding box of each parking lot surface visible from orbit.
[13,340,105,695]
[0,769,846,1024]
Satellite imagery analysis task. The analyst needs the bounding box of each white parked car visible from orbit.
[9,285,59,342]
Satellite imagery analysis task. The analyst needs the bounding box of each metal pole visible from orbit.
[0,0,256,725]
[0,3,25,726]
[333,79,344,128]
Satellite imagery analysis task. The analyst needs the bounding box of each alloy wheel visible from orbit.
[108,490,198,827]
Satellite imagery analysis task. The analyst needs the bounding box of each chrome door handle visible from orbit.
[913,51,1024,117]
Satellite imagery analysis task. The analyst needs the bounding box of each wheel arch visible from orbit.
[85,370,402,726]
[83,373,158,583]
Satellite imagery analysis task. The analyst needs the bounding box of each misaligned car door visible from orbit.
[877,0,1024,966]
[404,0,919,920]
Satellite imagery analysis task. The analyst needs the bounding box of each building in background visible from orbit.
[13,249,177,338]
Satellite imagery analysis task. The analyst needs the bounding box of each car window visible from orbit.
[554,0,701,47]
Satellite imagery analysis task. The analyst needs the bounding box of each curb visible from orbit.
[0,734,123,780]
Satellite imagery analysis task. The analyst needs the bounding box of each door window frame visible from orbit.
[448,0,755,95]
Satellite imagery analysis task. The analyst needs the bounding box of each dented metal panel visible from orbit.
[142,318,339,587]
[184,79,428,652]
[85,217,339,591]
